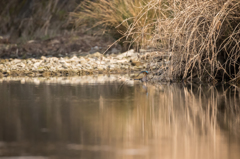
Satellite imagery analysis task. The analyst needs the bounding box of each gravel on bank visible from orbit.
[0,49,172,82]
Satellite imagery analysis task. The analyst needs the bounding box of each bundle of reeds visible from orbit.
[126,0,240,82]
[70,0,157,50]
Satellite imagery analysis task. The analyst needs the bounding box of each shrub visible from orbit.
[127,0,240,82]
[70,0,156,49]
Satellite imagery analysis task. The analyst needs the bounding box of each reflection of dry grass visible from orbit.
[94,83,240,158]
[0,81,240,158]
[97,83,240,140]
[0,82,239,139]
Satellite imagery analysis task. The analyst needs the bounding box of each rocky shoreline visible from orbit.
[0,74,135,85]
[0,49,172,81]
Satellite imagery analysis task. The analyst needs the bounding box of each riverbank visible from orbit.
[0,48,172,82]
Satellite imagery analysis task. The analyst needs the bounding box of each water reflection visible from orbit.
[0,76,239,159]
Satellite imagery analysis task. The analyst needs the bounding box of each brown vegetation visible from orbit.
[125,0,240,82]
[0,0,81,42]
[70,0,157,50]
[71,0,240,83]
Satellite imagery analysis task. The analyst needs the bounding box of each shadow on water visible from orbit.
[0,76,240,159]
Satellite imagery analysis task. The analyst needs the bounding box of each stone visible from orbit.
[116,49,138,59]
[41,56,46,60]
[12,59,21,63]
[87,52,103,59]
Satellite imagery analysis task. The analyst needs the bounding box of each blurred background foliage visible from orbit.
[0,0,83,42]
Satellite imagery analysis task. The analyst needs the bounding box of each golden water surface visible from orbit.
[0,75,239,159]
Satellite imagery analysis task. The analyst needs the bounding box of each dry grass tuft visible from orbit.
[126,0,240,82]
[70,0,157,48]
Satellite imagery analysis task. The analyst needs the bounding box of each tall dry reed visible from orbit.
[126,0,240,82]
[70,0,156,48]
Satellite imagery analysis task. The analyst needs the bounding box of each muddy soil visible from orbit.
[0,32,121,59]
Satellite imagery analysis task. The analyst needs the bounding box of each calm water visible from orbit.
[0,75,240,159]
